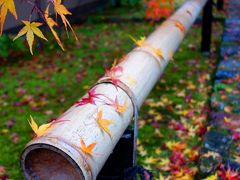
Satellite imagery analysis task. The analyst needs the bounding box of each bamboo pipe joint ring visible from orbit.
[134,47,166,68]
[95,77,139,165]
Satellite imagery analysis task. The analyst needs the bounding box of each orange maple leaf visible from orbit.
[224,116,231,123]
[0,0,18,35]
[106,97,127,114]
[174,21,185,33]
[96,109,114,138]
[80,139,97,157]
[53,0,78,41]
[145,0,174,21]
[44,5,64,50]
[166,141,186,151]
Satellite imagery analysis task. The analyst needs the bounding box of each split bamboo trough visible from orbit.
[20,0,208,179]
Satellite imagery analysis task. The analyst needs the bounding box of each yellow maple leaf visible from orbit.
[111,59,118,70]
[174,169,193,180]
[53,0,78,41]
[176,174,193,180]
[225,87,232,93]
[234,156,240,164]
[96,110,114,138]
[138,145,147,156]
[0,0,17,35]
[144,156,158,164]
[44,5,64,51]
[155,147,161,155]
[151,47,163,59]
[188,125,198,137]
[177,110,188,116]
[224,116,231,123]
[203,173,217,180]
[129,35,146,47]
[159,158,169,166]
[175,169,184,178]
[28,115,53,137]
[169,49,174,61]
[159,174,170,180]
[80,138,97,157]
[176,90,185,97]
[187,82,196,90]
[202,151,220,158]
[158,174,164,180]
[13,21,47,55]
[224,106,232,113]
[115,98,127,113]
[125,75,137,86]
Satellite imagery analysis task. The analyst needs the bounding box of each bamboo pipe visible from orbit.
[20,0,208,179]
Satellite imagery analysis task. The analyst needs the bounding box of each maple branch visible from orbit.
[26,0,45,21]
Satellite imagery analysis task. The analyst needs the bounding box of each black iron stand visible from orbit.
[217,0,224,10]
[201,0,213,54]
[97,129,134,180]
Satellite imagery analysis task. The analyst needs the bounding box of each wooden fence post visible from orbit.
[201,0,213,53]
[217,0,224,10]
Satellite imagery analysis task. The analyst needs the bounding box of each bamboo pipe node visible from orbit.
[95,77,139,165]
[133,47,166,68]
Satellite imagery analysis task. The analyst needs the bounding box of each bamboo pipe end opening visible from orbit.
[20,144,85,180]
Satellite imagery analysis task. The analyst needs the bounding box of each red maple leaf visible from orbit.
[218,166,240,180]
[232,131,240,141]
[145,0,174,21]
[169,151,186,170]
[50,119,70,126]
[186,10,192,17]
[105,65,123,87]
[168,120,187,132]
[75,87,104,106]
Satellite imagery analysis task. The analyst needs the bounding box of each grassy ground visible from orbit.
[0,4,224,179]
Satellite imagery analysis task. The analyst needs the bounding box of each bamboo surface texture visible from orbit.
[21,0,208,179]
